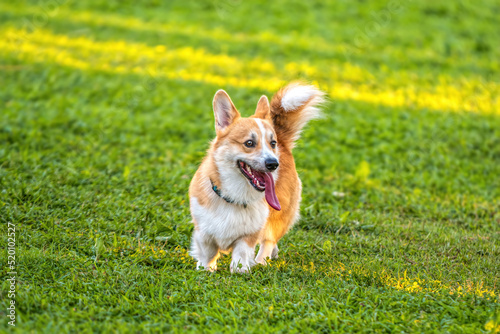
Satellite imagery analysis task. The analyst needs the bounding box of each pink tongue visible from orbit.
[263,172,281,211]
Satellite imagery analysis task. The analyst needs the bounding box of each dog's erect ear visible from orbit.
[213,90,240,133]
[254,95,271,120]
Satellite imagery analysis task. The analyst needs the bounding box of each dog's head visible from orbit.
[211,90,281,210]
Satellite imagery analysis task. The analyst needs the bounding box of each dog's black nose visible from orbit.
[265,158,279,171]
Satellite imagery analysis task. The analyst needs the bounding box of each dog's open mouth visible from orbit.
[238,160,266,191]
[237,160,281,211]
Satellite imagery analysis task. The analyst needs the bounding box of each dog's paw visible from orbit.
[230,262,251,274]
[196,262,217,272]
[231,267,250,274]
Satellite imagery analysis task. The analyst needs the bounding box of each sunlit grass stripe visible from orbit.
[0,4,350,53]
[3,29,278,75]
[2,27,499,114]
[3,2,498,78]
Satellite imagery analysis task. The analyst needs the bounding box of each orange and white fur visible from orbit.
[189,82,324,273]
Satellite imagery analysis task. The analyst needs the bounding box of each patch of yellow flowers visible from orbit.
[485,319,500,333]
[127,244,188,262]
[307,260,498,300]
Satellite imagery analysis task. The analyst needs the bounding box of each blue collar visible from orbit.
[210,179,247,208]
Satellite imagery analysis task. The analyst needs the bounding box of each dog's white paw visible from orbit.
[231,266,250,274]
[196,262,217,272]
[230,262,252,273]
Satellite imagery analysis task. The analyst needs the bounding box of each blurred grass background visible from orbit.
[0,0,499,332]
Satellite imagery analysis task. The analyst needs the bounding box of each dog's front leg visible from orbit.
[191,230,220,272]
[230,237,256,273]
[255,240,276,265]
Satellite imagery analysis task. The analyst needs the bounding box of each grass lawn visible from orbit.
[1,0,499,332]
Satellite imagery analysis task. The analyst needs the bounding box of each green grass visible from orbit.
[1,0,499,332]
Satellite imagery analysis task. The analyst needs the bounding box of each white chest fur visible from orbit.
[190,196,269,251]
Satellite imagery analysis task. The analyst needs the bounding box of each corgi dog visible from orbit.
[189,82,324,273]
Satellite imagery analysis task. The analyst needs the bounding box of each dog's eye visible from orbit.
[244,140,255,148]
[270,140,277,149]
